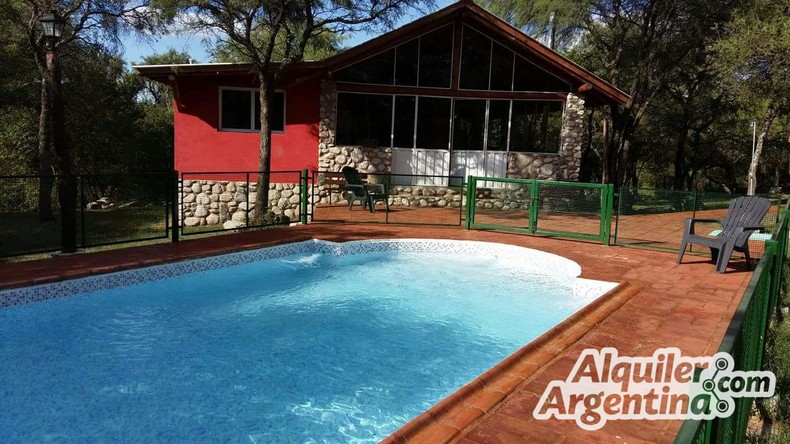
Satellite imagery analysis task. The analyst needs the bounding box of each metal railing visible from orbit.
[0,172,171,257]
[179,170,309,236]
[310,171,465,226]
[614,187,783,257]
[674,206,790,444]
[465,176,614,244]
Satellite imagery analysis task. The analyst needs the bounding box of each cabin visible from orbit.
[134,1,629,185]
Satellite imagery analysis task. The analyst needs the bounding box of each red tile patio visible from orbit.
[0,224,754,443]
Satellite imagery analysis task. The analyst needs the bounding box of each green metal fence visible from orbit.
[465,176,614,244]
[674,206,790,444]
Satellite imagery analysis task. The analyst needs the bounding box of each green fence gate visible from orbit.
[465,176,614,244]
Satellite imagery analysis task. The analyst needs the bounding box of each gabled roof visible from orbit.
[134,0,630,106]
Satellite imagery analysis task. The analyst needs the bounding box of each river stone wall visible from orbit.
[180,180,301,228]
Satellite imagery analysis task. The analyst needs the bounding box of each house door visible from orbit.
[450,99,507,186]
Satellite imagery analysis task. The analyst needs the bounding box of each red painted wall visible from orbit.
[173,75,320,177]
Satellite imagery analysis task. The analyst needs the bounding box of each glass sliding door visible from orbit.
[451,99,508,185]
[391,96,452,185]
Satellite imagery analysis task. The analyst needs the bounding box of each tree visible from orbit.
[210,29,345,63]
[0,0,161,248]
[160,0,430,220]
[715,0,790,195]
[482,0,737,187]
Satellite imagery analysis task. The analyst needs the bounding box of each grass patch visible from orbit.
[0,206,167,258]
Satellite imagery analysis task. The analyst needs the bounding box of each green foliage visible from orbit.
[211,30,344,63]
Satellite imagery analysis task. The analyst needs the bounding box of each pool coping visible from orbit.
[382,281,641,444]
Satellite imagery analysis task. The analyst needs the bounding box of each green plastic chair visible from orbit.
[340,166,389,213]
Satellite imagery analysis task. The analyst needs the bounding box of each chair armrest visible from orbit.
[364,183,387,195]
[684,218,721,235]
[688,218,721,224]
[737,225,765,232]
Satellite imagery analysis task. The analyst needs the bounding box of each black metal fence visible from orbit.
[2,170,787,261]
[0,173,171,258]
[179,170,307,236]
[310,171,465,226]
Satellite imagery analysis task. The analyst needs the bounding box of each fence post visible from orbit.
[79,175,86,247]
[613,188,621,246]
[245,172,250,228]
[300,169,308,225]
[171,170,180,243]
[601,184,614,247]
[465,175,476,230]
[529,180,539,234]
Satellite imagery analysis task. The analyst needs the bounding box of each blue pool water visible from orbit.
[0,247,592,443]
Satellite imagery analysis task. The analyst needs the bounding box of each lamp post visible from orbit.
[39,12,77,253]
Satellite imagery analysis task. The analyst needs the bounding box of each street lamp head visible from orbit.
[39,12,65,41]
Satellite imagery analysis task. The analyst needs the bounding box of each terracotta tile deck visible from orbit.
[0,224,754,443]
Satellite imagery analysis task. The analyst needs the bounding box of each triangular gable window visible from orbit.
[334,25,453,88]
[459,25,571,92]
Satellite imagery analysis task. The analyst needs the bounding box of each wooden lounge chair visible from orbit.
[676,196,771,273]
[340,166,389,213]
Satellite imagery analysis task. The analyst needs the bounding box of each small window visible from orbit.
[220,88,285,132]
[490,43,514,91]
[453,99,487,151]
[393,96,416,148]
[416,97,451,149]
[419,26,453,88]
[336,93,393,147]
[395,39,419,86]
[510,101,563,153]
[487,100,510,151]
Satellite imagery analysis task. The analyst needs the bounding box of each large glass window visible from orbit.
[335,49,395,84]
[416,97,451,149]
[510,101,563,153]
[336,93,393,147]
[333,94,565,154]
[487,100,510,151]
[221,88,285,132]
[452,99,486,150]
[393,96,416,147]
[460,27,491,90]
[418,26,453,88]
[332,25,453,88]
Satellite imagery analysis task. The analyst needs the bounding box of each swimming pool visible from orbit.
[0,240,616,442]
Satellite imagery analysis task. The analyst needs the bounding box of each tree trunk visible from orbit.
[673,124,689,190]
[37,74,55,221]
[747,104,778,195]
[47,50,77,252]
[255,75,274,221]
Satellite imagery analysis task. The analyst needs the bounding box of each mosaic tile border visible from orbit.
[0,239,617,308]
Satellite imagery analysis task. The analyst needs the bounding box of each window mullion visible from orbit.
[390,95,395,149]
[506,100,513,153]
[412,96,419,149]
[250,91,256,131]
[487,40,493,91]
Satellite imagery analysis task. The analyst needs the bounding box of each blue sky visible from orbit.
[120,0,455,66]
